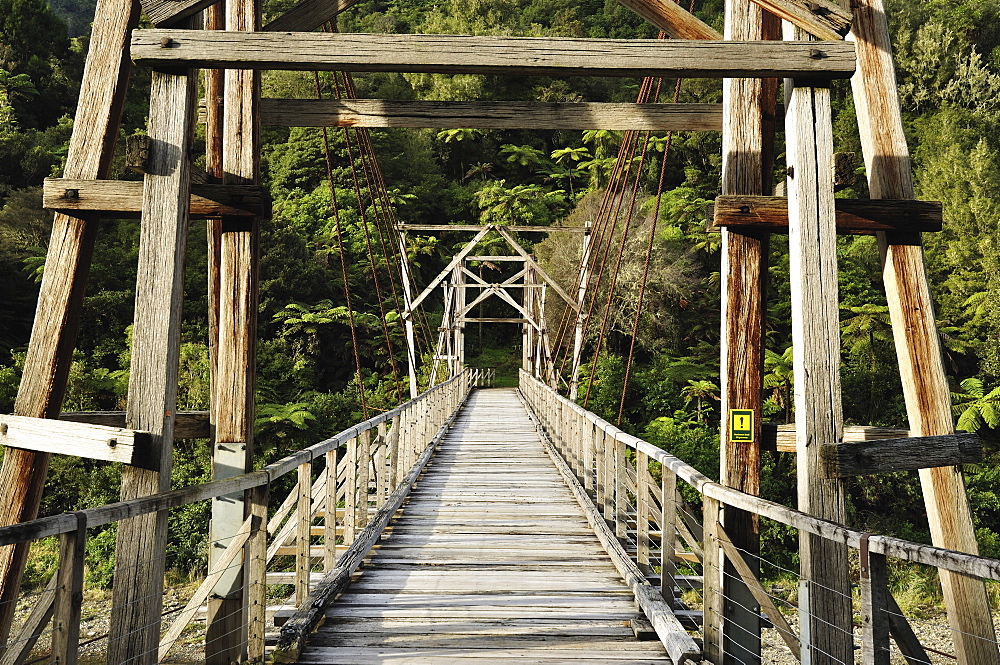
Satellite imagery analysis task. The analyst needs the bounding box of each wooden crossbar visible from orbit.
[131,32,857,79]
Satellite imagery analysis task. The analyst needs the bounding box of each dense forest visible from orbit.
[1,0,999,585]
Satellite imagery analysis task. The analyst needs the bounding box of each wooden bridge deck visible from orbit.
[296,388,674,664]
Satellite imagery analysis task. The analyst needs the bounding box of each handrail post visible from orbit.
[860,537,891,665]
[324,447,338,572]
[376,421,388,510]
[702,496,723,663]
[296,460,312,604]
[660,467,677,601]
[247,482,269,662]
[387,413,401,491]
[582,417,594,493]
[357,429,372,528]
[596,426,606,512]
[344,437,358,545]
[637,451,651,572]
[53,512,86,665]
[613,436,626,539]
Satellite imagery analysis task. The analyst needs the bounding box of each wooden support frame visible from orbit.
[58,410,210,439]
[107,66,198,665]
[617,0,721,39]
[711,196,942,234]
[131,31,858,79]
[262,0,359,32]
[260,99,726,130]
[0,415,153,467]
[0,574,58,665]
[399,224,588,233]
[43,179,267,218]
[822,433,982,477]
[747,0,851,40]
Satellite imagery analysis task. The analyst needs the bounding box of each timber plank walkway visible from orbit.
[296,388,674,664]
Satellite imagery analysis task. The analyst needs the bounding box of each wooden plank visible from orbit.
[139,0,217,28]
[849,1,1000,660]
[408,227,492,313]
[59,410,210,439]
[52,515,85,665]
[462,317,528,324]
[399,225,588,233]
[718,2,779,659]
[0,573,58,665]
[617,0,720,39]
[786,78,853,664]
[107,67,197,665]
[0,414,152,467]
[131,31,857,79]
[262,0,358,32]
[260,99,725,130]
[860,544,891,665]
[765,423,908,452]
[43,178,266,218]
[821,433,982,477]
[747,0,850,41]
[711,196,942,233]
[0,0,139,638]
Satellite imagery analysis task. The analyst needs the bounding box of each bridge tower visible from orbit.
[0,0,995,664]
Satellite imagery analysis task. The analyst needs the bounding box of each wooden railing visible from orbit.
[0,368,484,665]
[520,371,1000,665]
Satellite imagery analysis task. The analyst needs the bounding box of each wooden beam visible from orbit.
[399,224,587,233]
[494,226,579,311]
[60,410,210,439]
[787,76,853,663]
[43,178,267,218]
[0,415,153,468]
[461,317,528,323]
[260,99,725,130]
[107,67,197,665]
[711,196,942,233]
[822,433,982,478]
[0,0,139,640]
[139,0,218,28]
[465,255,527,262]
[131,31,857,79]
[850,0,1000,660]
[747,0,851,41]
[262,0,358,32]
[764,423,908,453]
[408,227,492,313]
[617,0,721,39]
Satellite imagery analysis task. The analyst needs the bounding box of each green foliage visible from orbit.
[951,378,1000,432]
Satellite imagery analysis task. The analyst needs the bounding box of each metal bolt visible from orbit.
[0,423,7,435]
[786,166,795,178]
[107,439,118,448]
[738,205,751,214]
[160,37,173,47]
[809,48,826,59]
[64,189,79,200]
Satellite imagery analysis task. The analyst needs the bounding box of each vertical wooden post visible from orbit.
[719,2,779,661]
[849,3,1000,662]
[387,414,401,491]
[53,513,86,665]
[344,437,358,545]
[0,0,140,639]
[324,448,339,572]
[702,496,723,664]
[569,222,592,401]
[246,482,269,663]
[296,461,312,605]
[397,231,419,398]
[357,428,372,528]
[582,417,594,492]
[107,66,197,665]
[636,451,651,572]
[798,580,812,665]
[787,74,852,664]
[455,267,466,375]
[595,427,607,513]
[860,540,890,665]
[613,437,626,539]
[376,421,388,509]
[660,467,677,601]
[603,431,614,518]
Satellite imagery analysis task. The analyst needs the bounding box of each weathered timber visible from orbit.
[407,227,492,313]
[0,0,139,639]
[0,415,153,467]
[43,178,267,218]
[59,410,210,439]
[747,0,851,40]
[886,592,933,664]
[260,98,725,130]
[860,544,891,665]
[786,76,853,663]
[0,574,57,665]
[399,224,588,233]
[263,0,358,32]
[711,196,942,233]
[850,0,1000,661]
[131,32,857,79]
[107,67,196,665]
[822,433,982,477]
[617,0,720,39]
[717,1,779,659]
[495,226,579,310]
[139,0,217,27]
[764,423,909,453]
[465,255,528,262]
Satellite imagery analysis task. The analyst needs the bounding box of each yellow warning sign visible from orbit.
[730,409,754,442]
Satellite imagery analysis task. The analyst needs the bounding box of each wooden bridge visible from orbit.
[1,0,1000,662]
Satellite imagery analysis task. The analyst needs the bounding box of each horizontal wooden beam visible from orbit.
[131,32,856,79]
[260,99,725,131]
[262,0,358,33]
[398,224,588,233]
[821,433,982,478]
[140,0,217,28]
[0,415,153,468]
[764,424,909,453]
[747,0,851,41]
[60,411,211,440]
[710,196,942,234]
[43,178,268,218]
[462,317,528,323]
[617,0,721,40]
[465,256,527,262]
